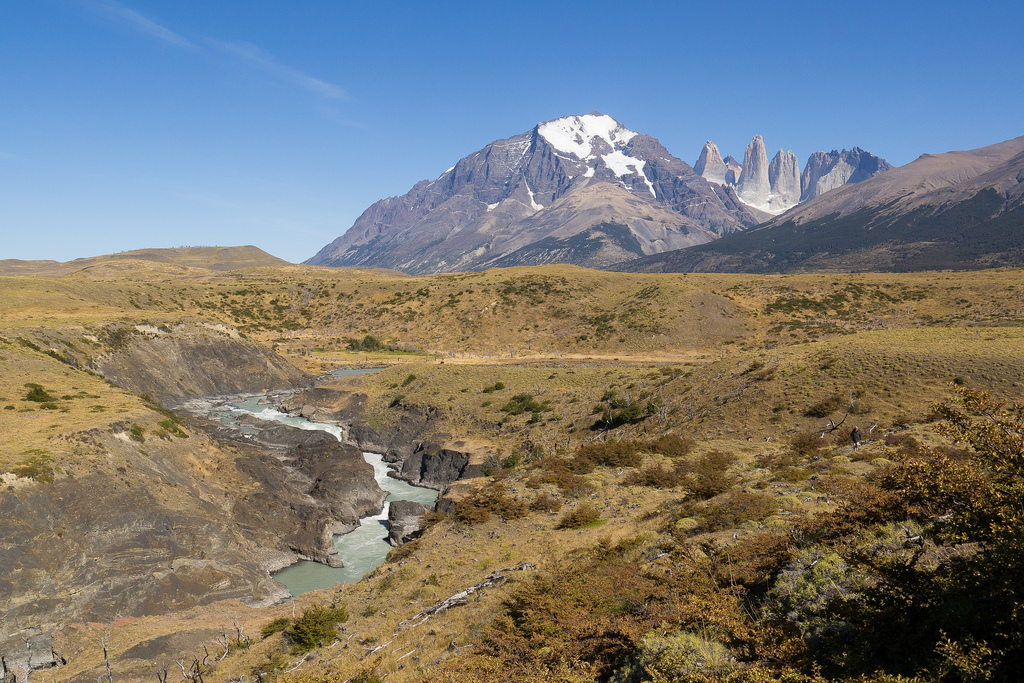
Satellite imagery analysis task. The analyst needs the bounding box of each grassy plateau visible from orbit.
[2,248,1023,682]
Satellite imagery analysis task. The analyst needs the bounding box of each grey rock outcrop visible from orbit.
[768,149,801,212]
[388,501,431,546]
[801,147,894,201]
[723,155,743,185]
[694,141,727,185]
[96,322,309,404]
[736,135,771,209]
[233,436,386,566]
[1,633,60,682]
[399,443,472,490]
[0,436,291,654]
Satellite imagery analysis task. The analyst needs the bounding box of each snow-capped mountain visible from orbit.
[306,113,764,275]
[695,137,892,215]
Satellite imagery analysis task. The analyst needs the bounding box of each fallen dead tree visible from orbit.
[399,562,534,630]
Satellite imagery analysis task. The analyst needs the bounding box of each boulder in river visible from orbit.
[388,501,431,546]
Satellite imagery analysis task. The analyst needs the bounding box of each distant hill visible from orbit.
[616,135,1024,273]
[0,246,290,277]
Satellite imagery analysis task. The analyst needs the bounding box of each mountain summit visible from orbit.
[618,134,1024,273]
[696,136,893,215]
[306,114,763,274]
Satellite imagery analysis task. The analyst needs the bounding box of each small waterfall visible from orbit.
[209,392,437,597]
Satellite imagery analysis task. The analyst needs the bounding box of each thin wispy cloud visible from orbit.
[94,0,196,50]
[208,39,348,101]
[86,2,349,105]
[0,150,28,163]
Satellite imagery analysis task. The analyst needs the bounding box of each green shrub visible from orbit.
[10,453,54,483]
[500,393,548,415]
[482,381,505,393]
[158,418,188,439]
[16,337,42,352]
[129,424,145,442]
[24,383,54,403]
[557,503,602,529]
[286,604,348,653]
[261,617,291,638]
[346,334,383,352]
[610,630,737,682]
[105,327,134,350]
[767,548,873,652]
[401,373,416,387]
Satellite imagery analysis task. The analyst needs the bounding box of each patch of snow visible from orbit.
[524,181,544,211]
[584,166,595,178]
[736,193,788,215]
[602,151,657,198]
[538,114,637,160]
[487,202,500,212]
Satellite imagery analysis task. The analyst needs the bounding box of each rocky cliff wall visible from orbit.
[95,322,309,404]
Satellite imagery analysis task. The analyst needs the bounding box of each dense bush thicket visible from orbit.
[436,388,1024,682]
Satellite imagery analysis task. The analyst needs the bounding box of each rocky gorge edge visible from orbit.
[0,330,474,671]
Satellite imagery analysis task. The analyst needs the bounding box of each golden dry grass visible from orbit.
[2,251,1024,681]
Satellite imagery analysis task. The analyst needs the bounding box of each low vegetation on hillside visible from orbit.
[1,251,1023,682]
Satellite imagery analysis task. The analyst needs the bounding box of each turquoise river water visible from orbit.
[210,369,437,597]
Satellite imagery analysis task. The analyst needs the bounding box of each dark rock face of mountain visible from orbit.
[617,135,1024,273]
[307,114,763,275]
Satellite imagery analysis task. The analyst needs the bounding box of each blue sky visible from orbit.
[2,0,1022,263]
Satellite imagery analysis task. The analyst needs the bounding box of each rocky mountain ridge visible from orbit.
[618,134,1024,273]
[306,113,765,274]
[695,136,893,215]
[308,114,894,275]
